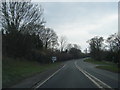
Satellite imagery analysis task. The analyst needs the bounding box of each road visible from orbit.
[35,58,119,88]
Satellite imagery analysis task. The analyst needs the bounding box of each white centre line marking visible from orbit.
[75,61,113,90]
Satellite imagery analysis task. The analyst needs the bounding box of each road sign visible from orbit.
[52,56,57,63]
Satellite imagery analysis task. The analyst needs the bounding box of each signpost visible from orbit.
[52,56,57,63]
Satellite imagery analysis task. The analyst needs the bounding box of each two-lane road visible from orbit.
[35,59,119,88]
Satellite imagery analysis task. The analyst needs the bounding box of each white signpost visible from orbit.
[52,56,57,63]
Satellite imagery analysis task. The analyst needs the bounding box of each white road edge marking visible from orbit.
[75,61,102,88]
[75,61,113,89]
[34,64,66,88]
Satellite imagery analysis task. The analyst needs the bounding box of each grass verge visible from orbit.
[96,65,119,73]
[84,58,120,73]
[3,57,61,88]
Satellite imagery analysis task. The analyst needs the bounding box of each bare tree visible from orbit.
[1,1,45,58]
[87,36,104,61]
[106,33,120,63]
[107,33,120,52]
[59,36,67,52]
[1,1,44,34]
[73,44,81,50]
[66,43,72,51]
[39,27,58,49]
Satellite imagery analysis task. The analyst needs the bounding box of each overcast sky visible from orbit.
[37,2,118,51]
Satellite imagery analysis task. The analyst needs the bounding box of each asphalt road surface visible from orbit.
[36,58,119,88]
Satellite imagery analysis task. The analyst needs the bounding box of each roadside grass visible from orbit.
[84,58,120,73]
[96,65,119,73]
[3,57,61,88]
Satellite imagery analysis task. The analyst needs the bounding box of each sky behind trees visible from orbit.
[33,2,118,51]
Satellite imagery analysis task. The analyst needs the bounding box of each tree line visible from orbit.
[1,1,85,63]
[87,33,120,65]
[2,1,119,64]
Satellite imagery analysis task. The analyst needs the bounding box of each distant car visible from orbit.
[52,56,57,63]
